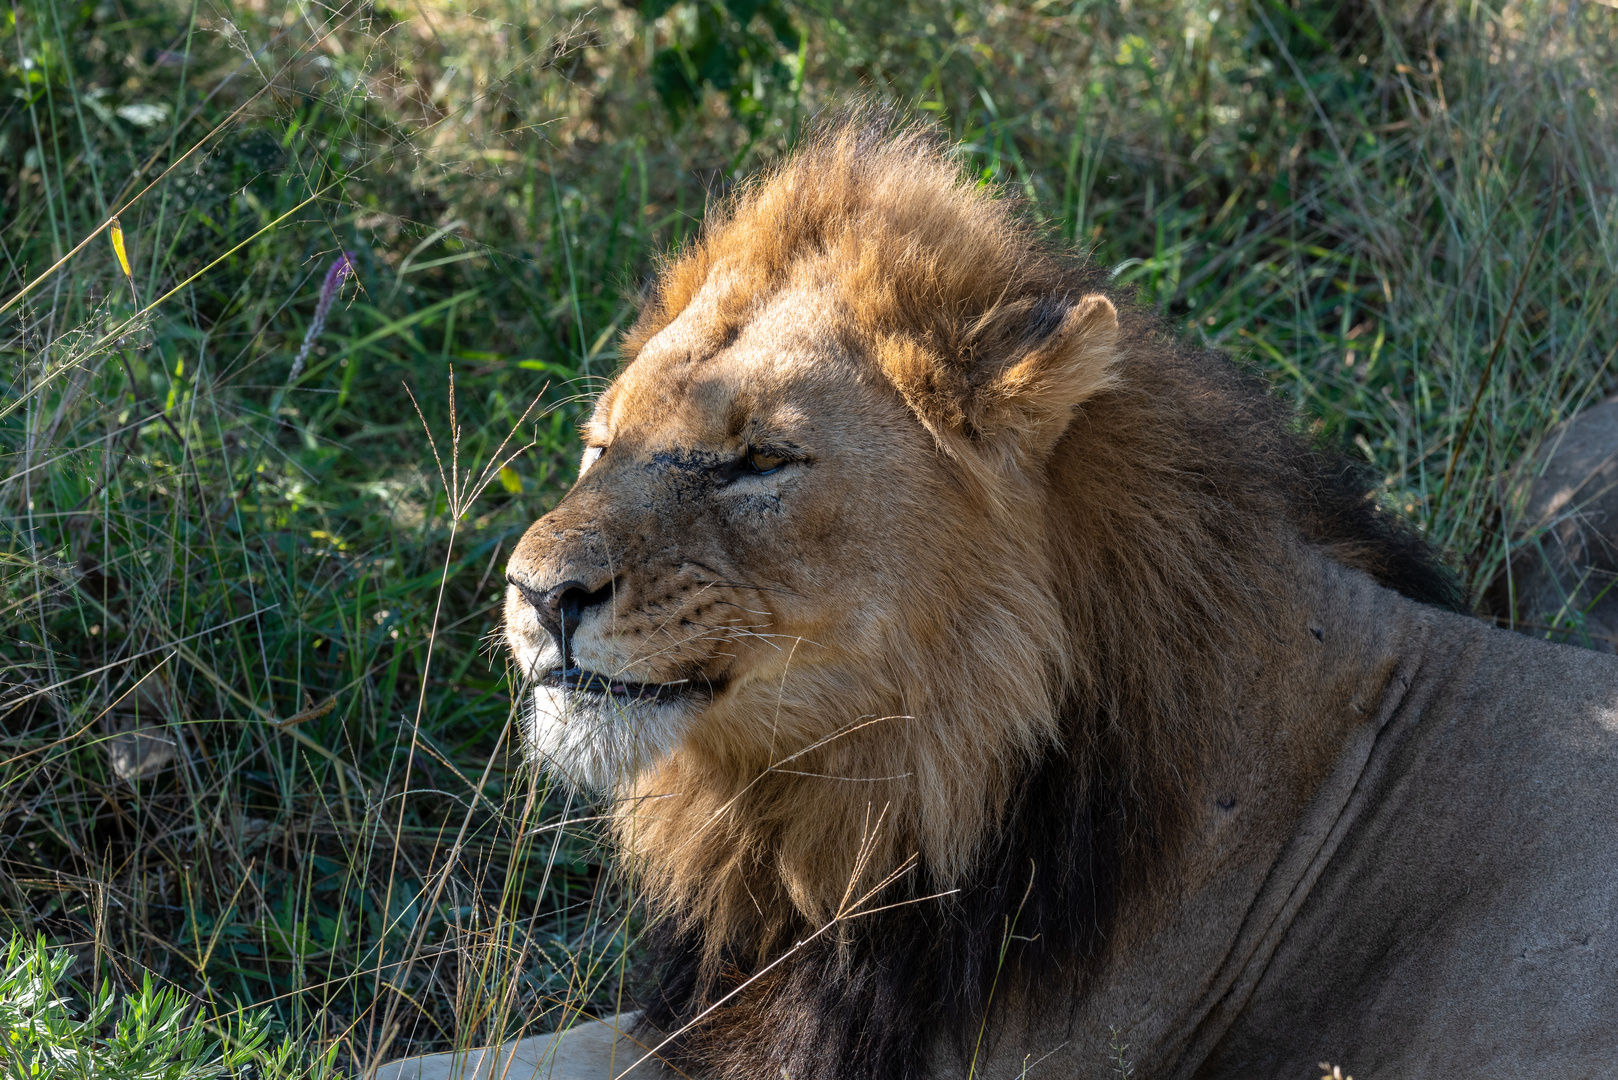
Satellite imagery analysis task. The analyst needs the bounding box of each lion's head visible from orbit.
[505,123,1129,909]
[503,119,1457,1078]
[502,270,1115,780]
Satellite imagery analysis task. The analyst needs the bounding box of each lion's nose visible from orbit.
[511,576,614,669]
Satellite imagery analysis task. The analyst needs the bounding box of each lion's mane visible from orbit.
[613,116,1460,1080]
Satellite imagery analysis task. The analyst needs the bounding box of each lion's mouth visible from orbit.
[542,666,708,704]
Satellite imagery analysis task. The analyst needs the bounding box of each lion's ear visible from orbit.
[974,293,1120,462]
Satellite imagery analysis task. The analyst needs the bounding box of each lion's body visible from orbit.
[968,559,1618,1077]
[397,120,1618,1079]
[1196,592,1618,1075]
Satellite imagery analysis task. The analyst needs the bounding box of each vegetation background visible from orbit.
[0,0,1613,1072]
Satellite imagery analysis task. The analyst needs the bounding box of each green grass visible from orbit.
[1,934,331,1080]
[1,0,1614,1071]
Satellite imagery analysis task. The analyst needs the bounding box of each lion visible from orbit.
[382,119,1618,1079]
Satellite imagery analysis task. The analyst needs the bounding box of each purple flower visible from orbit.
[289,252,354,382]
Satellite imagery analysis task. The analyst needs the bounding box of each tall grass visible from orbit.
[1,0,1614,1070]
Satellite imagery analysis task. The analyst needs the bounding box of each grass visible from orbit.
[0,0,1614,1071]
[1,934,330,1079]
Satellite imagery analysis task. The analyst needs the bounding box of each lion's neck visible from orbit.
[975,555,1428,1077]
[627,554,1431,1080]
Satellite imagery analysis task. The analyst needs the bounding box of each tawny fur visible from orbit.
[503,116,1457,1080]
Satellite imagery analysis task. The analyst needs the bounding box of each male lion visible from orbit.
[385,121,1618,1079]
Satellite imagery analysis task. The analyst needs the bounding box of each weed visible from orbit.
[1108,1026,1135,1080]
[0,933,333,1079]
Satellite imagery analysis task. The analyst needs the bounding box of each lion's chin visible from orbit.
[521,683,695,791]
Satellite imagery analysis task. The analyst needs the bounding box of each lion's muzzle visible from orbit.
[502,488,738,788]
[507,574,610,673]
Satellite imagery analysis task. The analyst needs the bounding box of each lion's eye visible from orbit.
[579,445,604,475]
[744,447,788,475]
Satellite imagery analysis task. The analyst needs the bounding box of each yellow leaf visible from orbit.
[109,216,132,278]
[498,465,523,494]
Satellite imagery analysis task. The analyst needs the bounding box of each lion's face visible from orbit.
[505,128,1121,804]
[505,286,966,788]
